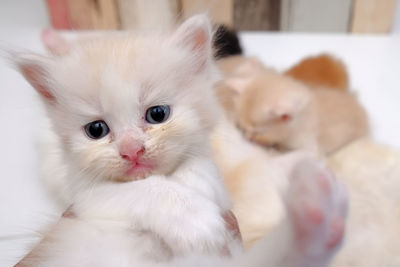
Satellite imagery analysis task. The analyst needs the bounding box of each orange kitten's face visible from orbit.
[232,73,312,149]
[17,16,219,188]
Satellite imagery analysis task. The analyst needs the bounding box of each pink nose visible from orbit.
[120,147,145,161]
[119,138,145,162]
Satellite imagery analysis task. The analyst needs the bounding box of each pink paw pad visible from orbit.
[326,217,345,249]
[286,160,348,260]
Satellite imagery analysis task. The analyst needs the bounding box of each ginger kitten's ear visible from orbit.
[222,76,253,95]
[170,15,212,71]
[41,29,70,56]
[15,54,57,103]
[234,57,265,76]
[221,58,265,94]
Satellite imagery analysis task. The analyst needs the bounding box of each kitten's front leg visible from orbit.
[283,160,348,267]
[74,176,237,256]
[238,160,348,267]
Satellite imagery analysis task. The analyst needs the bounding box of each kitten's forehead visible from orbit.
[56,36,189,118]
[75,36,185,85]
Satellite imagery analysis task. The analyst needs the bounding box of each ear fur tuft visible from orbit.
[15,53,56,103]
[170,15,212,72]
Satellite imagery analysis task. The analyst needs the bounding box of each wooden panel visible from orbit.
[91,0,120,30]
[46,0,71,29]
[181,0,233,26]
[234,0,280,31]
[68,0,96,29]
[281,0,352,32]
[118,0,179,30]
[351,0,397,33]
[48,0,120,30]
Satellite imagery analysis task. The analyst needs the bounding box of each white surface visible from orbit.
[1,2,400,265]
[0,3,55,265]
[0,29,59,265]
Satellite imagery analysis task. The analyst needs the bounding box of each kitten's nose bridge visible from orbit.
[119,134,145,162]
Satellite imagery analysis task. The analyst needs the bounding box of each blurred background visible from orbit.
[1,0,400,33]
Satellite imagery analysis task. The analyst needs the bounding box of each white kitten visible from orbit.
[14,15,347,266]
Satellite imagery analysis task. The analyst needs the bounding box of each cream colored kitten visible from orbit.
[16,15,237,265]
[217,56,369,155]
[14,16,348,266]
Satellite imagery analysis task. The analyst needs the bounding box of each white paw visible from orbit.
[286,160,348,264]
[162,197,231,255]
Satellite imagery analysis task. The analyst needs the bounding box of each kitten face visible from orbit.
[229,73,312,148]
[17,16,220,185]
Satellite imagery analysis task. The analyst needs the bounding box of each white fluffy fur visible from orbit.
[15,15,347,267]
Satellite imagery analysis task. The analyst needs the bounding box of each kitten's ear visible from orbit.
[42,29,70,56]
[15,53,57,103]
[222,76,253,94]
[234,57,265,76]
[170,15,212,71]
[221,58,265,94]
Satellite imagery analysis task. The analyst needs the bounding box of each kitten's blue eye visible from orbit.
[84,120,110,139]
[145,105,170,124]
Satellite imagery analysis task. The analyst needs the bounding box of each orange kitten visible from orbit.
[285,54,349,91]
[217,56,369,155]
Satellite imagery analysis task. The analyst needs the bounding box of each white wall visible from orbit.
[0,0,49,31]
[393,0,400,33]
[281,0,352,32]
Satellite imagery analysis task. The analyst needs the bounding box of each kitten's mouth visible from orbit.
[125,160,154,179]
